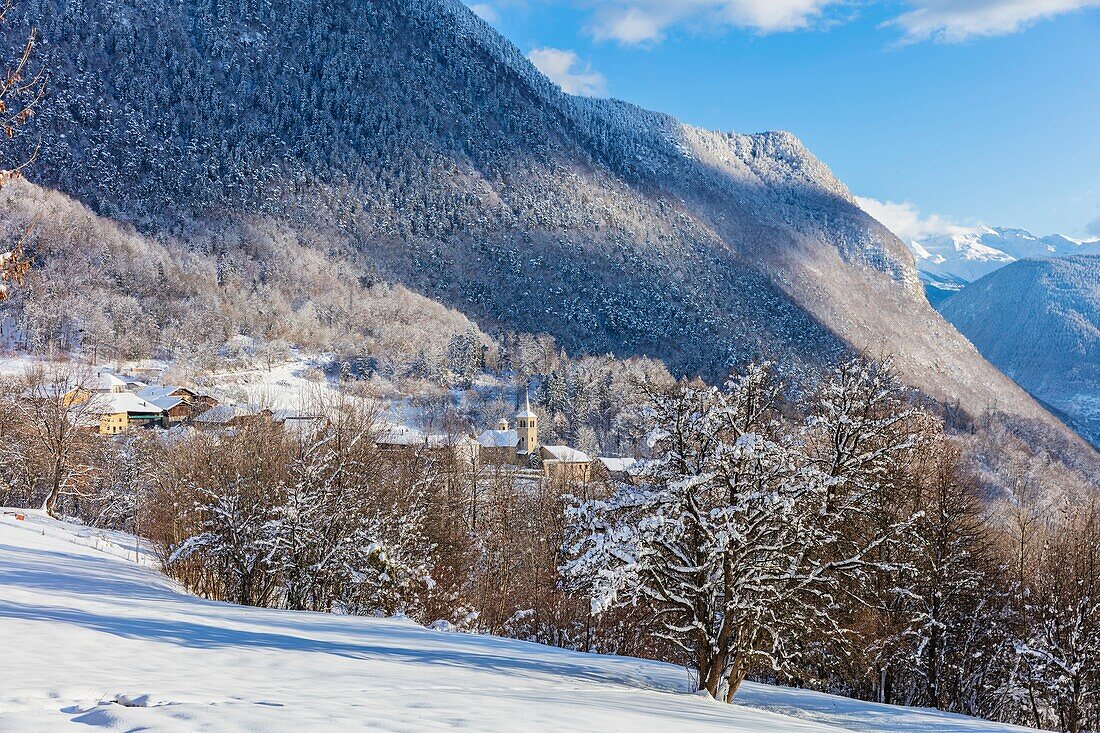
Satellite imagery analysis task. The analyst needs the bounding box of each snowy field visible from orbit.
[0,511,1034,733]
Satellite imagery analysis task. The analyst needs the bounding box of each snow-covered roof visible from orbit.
[425,434,477,449]
[137,386,197,411]
[272,409,321,423]
[376,424,474,450]
[597,457,638,473]
[147,395,184,411]
[478,429,518,448]
[138,385,193,401]
[91,372,128,391]
[89,392,164,416]
[195,403,265,424]
[377,425,426,446]
[541,445,591,463]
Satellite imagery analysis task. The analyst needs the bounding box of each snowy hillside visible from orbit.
[904,226,1100,302]
[0,510,1035,733]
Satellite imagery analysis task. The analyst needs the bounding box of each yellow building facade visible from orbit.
[97,411,129,435]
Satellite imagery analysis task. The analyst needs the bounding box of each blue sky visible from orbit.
[467,1,1100,240]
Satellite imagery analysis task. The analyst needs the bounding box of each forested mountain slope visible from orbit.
[940,255,1100,446]
[0,0,1066,429]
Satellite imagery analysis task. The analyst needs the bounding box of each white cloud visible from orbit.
[855,196,977,242]
[527,47,608,96]
[575,0,1099,45]
[888,0,1100,42]
[469,3,501,24]
[587,1,837,44]
[592,7,669,44]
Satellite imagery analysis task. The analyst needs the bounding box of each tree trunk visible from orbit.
[43,457,63,518]
[724,658,750,703]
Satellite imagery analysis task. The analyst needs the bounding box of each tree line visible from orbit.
[0,358,1096,732]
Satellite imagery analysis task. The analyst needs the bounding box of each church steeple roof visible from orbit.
[516,386,536,419]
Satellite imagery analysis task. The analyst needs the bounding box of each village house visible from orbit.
[82,392,165,435]
[90,371,129,394]
[137,385,218,424]
[377,423,480,466]
[193,403,272,430]
[272,409,324,439]
[24,372,123,408]
[592,456,640,484]
[126,363,167,383]
[539,445,593,482]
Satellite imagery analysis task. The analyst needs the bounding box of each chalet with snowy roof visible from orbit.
[194,403,271,430]
[137,386,218,424]
[126,363,167,382]
[377,423,480,466]
[90,371,128,394]
[83,392,165,434]
[272,409,324,438]
[539,445,592,482]
[28,372,132,409]
[593,456,640,484]
[377,423,428,450]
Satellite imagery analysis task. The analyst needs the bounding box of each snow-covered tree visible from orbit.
[174,478,283,607]
[18,365,103,517]
[269,409,435,616]
[1009,503,1100,733]
[562,361,922,702]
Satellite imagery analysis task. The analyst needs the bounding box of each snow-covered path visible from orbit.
[0,511,1031,732]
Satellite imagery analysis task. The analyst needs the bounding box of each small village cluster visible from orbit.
[375,392,637,483]
[39,368,284,434]
[39,369,637,484]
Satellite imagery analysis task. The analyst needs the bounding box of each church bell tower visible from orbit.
[515,388,538,456]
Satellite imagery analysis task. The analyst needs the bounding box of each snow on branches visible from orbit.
[562,359,931,703]
[0,243,29,301]
[166,411,436,615]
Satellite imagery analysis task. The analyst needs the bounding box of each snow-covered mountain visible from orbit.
[907,226,1100,303]
[0,510,1038,732]
[0,0,1073,438]
[939,254,1100,447]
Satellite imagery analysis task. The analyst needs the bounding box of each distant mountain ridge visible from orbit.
[0,0,1074,438]
[939,254,1100,446]
[905,226,1100,303]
